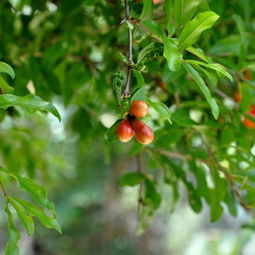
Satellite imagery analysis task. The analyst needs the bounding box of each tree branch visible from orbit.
[196,130,252,213]
[146,144,252,213]
[122,0,134,98]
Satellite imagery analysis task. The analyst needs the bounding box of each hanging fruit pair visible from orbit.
[117,101,154,145]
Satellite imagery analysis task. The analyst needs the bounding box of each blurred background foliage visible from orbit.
[1,0,255,254]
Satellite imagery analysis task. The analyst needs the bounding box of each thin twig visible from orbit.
[174,92,181,107]
[122,0,134,97]
[240,77,255,87]
[133,19,163,43]
[215,89,239,109]
[0,181,7,197]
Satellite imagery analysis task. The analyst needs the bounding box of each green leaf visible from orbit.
[16,176,48,208]
[210,169,227,222]
[190,162,211,203]
[182,176,202,213]
[5,205,20,255]
[233,14,247,67]
[163,37,183,71]
[0,168,55,211]
[186,47,211,63]
[104,119,121,142]
[117,52,128,64]
[232,15,246,44]
[146,98,172,123]
[0,94,61,121]
[209,35,240,56]
[172,108,196,126]
[8,197,35,236]
[137,43,155,64]
[179,11,219,50]
[193,64,218,87]
[174,0,202,26]
[205,63,233,81]
[0,62,15,79]
[130,86,145,103]
[137,42,163,64]
[184,63,219,119]
[0,76,14,94]
[141,20,164,38]
[133,70,145,88]
[185,59,233,81]
[112,72,124,105]
[141,0,152,19]
[224,188,237,217]
[188,189,202,213]
[164,0,174,35]
[210,195,224,222]
[136,206,152,235]
[12,197,62,233]
[144,178,161,209]
[120,172,145,187]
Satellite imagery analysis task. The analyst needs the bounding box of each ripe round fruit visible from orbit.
[132,119,154,145]
[130,101,149,118]
[243,106,255,129]
[117,120,134,142]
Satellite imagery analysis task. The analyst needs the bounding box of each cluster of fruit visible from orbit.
[233,69,255,128]
[117,101,154,145]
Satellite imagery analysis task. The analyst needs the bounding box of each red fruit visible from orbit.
[233,90,241,103]
[243,105,255,129]
[243,118,255,128]
[243,69,252,81]
[250,105,255,115]
[132,119,154,145]
[130,101,149,118]
[117,120,134,142]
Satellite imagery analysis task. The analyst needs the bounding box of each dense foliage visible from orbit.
[1,0,255,253]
